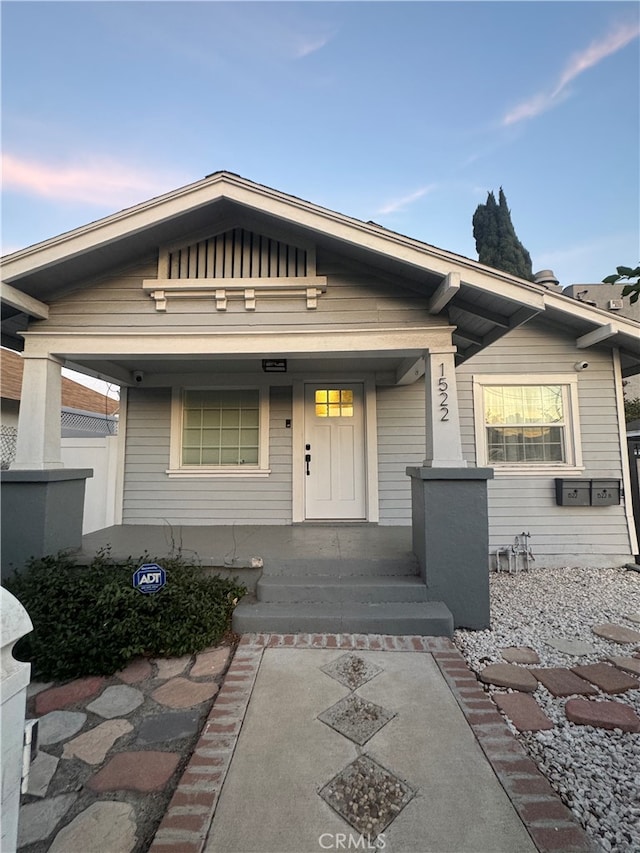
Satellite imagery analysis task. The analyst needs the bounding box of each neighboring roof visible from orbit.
[2,171,639,374]
[1,348,119,415]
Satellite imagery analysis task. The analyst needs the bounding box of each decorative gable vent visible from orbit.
[145,228,326,312]
[167,229,309,279]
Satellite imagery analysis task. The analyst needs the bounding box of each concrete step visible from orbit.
[232,599,454,637]
[263,556,419,577]
[256,575,428,604]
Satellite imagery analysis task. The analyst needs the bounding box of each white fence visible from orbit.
[61,436,120,533]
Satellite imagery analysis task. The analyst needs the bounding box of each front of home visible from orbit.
[2,173,639,628]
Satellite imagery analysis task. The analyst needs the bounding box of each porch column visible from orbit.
[422,350,466,467]
[407,349,493,630]
[2,352,92,577]
[12,354,63,470]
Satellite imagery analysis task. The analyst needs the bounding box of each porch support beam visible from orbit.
[395,356,425,386]
[1,283,49,320]
[422,350,466,468]
[427,272,460,314]
[12,354,64,470]
[576,323,616,349]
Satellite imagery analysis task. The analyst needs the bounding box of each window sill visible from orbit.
[489,466,585,477]
[166,468,272,478]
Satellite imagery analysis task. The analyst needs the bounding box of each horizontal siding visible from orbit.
[122,386,292,525]
[377,384,425,525]
[39,253,441,334]
[458,321,632,565]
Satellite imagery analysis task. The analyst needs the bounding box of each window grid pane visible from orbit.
[484,384,567,464]
[314,388,355,418]
[182,389,259,466]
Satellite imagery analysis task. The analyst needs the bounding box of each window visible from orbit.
[473,375,582,473]
[314,388,354,418]
[168,386,270,477]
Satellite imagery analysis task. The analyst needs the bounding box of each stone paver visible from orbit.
[116,657,153,684]
[38,710,87,745]
[570,662,639,694]
[137,709,202,744]
[27,681,53,698]
[625,612,640,624]
[48,801,137,853]
[35,677,106,715]
[17,794,78,846]
[500,646,540,664]
[152,676,219,709]
[592,623,640,644]
[565,698,640,732]
[62,719,133,764]
[493,692,554,732]
[26,750,59,797]
[87,750,180,792]
[608,655,640,676]
[478,663,539,692]
[86,684,144,718]
[154,654,192,679]
[531,667,598,697]
[544,637,599,656]
[190,646,231,678]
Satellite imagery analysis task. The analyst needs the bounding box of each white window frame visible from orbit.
[472,374,583,475]
[167,384,270,478]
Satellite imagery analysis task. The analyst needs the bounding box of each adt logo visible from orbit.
[132,563,166,594]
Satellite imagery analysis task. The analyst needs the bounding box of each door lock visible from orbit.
[305,453,311,475]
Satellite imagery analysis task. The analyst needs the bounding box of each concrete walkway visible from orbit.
[151,635,598,853]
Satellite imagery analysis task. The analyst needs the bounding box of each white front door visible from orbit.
[304,383,366,520]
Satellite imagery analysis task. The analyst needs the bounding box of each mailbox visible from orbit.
[555,479,590,506]
[555,478,621,507]
[590,480,621,506]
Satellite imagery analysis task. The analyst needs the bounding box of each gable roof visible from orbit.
[2,171,639,375]
[1,348,119,415]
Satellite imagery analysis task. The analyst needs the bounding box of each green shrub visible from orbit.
[5,549,246,680]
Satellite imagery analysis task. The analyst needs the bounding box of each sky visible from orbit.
[1,1,639,392]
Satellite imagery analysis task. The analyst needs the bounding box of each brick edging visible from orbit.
[432,645,601,853]
[148,638,265,853]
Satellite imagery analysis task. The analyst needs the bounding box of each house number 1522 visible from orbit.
[438,363,449,421]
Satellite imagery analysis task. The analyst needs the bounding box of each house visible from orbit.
[1,347,119,468]
[2,172,639,631]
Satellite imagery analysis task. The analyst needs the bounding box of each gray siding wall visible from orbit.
[457,321,632,567]
[376,384,425,525]
[123,385,292,525]
[36,254,442,334]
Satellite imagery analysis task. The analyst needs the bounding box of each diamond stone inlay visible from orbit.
[319,755,415,836]
[321,653,383,691]
[318,694,395,745]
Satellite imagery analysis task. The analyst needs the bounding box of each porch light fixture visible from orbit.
[262,359,287,373]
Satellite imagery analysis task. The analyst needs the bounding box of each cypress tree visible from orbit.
[473,188,533,280]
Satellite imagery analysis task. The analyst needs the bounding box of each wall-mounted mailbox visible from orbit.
[555,478,621,507]
[590,479,621,506]
[555,479,590,506]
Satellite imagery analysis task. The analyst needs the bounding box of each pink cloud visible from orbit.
[1,153,183,207]
[503,21,640,127]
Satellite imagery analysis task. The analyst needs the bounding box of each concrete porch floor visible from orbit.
[78,523,415,570]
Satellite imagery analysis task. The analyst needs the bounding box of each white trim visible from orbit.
[0,282,49,319]
[292,380,305,522]
[613,348,639,555]
[472,373,583,474]
[113,387,127,524]
[576,323,617,349]
[142,277,327,312]
[364,377,379,523]
[168,383,270,477]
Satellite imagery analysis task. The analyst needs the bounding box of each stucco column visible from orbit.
[12,354,63,470]
[423,350,466,467]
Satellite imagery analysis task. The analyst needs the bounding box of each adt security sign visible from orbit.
[133,563,166,594]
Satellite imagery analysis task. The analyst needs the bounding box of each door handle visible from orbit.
[305,453,311,475]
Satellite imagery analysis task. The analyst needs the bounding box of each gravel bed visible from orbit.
[454,565,640,853]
